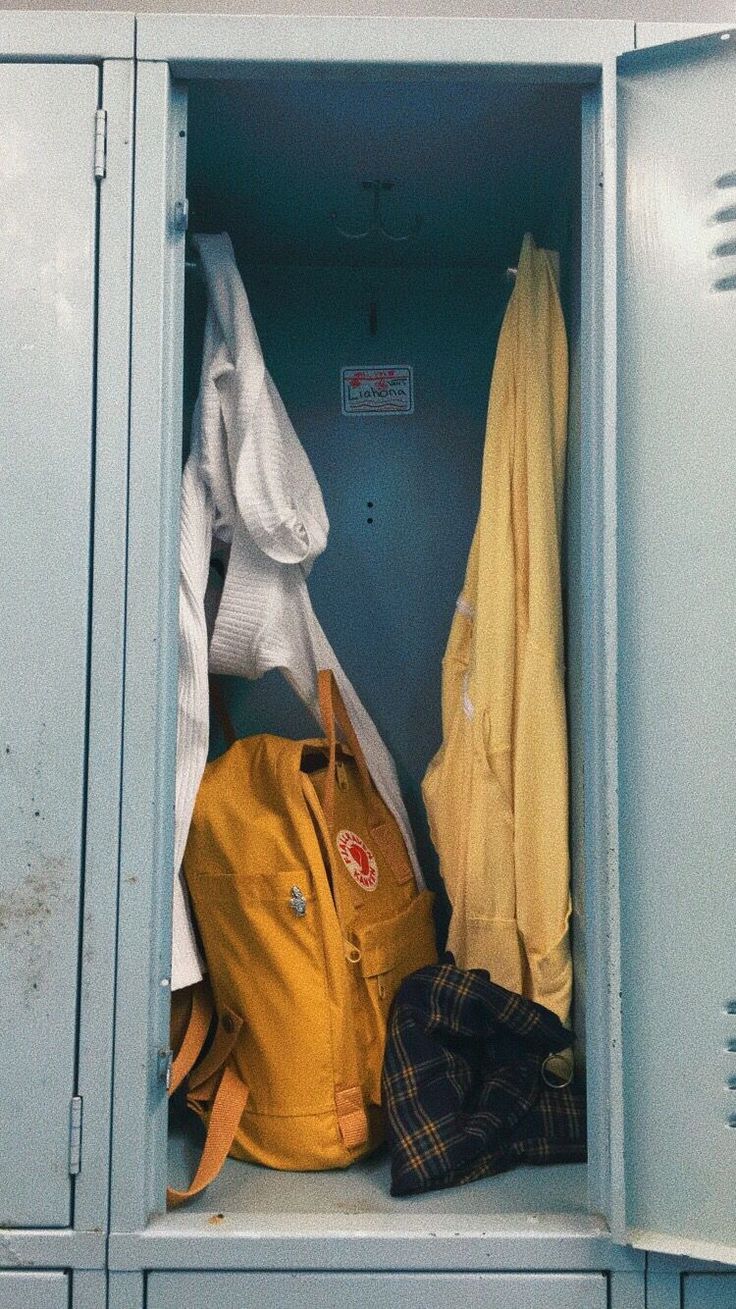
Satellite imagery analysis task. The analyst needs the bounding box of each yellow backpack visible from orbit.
[168,670,436,1206]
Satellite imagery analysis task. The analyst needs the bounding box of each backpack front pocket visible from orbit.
[347,890,437,1105]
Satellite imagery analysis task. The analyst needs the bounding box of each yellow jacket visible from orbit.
[422,234,572,1027]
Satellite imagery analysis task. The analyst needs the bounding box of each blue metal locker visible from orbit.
[108,19,639,1299]
[2,10,736,1307]
[106,17,736,1285]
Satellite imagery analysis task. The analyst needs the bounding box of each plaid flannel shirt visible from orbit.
[382,958,586,1196]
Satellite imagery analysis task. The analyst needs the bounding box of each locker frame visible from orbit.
[110,15,635,1272]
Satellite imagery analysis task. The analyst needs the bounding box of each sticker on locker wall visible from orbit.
[341,366,414,415]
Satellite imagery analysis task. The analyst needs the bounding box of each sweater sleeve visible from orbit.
[195,232,329,569]
[171,455,211,989]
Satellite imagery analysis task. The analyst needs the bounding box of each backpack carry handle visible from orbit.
[317,669,374,829]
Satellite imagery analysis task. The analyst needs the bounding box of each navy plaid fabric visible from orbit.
[382,958,586,1196]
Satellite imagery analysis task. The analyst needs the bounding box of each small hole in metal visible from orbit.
[728,1113,736,1128]
[727,1039,736,1053]
[727,1075,736,1091]
[724,1000,736,1014]
[367,501,374,508]
[179,129,186,137]
[367,517,373,524]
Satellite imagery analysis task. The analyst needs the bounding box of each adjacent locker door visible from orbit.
[0,63,99,1225]
[617,30,736,1263]
[0,1274,69,1309]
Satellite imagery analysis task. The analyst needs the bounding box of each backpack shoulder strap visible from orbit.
[169,982,213,1095]
[167,1063,249,1208]
[167,1002,249,1209]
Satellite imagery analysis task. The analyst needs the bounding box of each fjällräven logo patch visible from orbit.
[336,829,378,891]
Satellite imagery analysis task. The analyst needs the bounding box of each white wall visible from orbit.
[0,0,734,23]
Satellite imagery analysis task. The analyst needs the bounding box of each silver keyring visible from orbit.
[541,1053,574,1089]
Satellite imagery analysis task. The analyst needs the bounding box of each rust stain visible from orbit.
[208,1212,225,1225]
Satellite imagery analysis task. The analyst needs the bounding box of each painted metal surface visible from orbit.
[0,1227,104,1270]
[647,1258,684,1309]
[109,1272,144,1309]
[73,1271,108,1309]
[578,66,625,1235]
[109,1214,644,1273]
[610,1271,647,1309]
[73,56,136,1241]
[0,10,133,59]
[111,61,188,1236]
[0,1272,68,1309]
[617,31,736,1262]
[636,23,733,50]
[136,15,634,76]
[684,1274,736,1308]
[649,1255,736,1309]
[0,61,98,1229]
[146,1272,609,1309]
[0,1225,104,1267]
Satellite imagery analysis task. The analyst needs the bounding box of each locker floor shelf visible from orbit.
[168,1116,591,1217]
[108,1121,643,1271]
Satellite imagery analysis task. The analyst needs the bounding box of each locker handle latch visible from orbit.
[173,199,189,235]
[157,1047,173,1090]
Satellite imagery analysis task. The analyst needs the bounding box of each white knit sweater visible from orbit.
[172,233,423,990]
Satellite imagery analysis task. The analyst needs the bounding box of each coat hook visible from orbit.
[331,180,422,243]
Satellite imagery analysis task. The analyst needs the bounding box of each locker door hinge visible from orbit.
[68,1095,83,1175]
[94,109,107,180]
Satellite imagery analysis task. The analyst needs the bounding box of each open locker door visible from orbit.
[617,30,736,1264]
